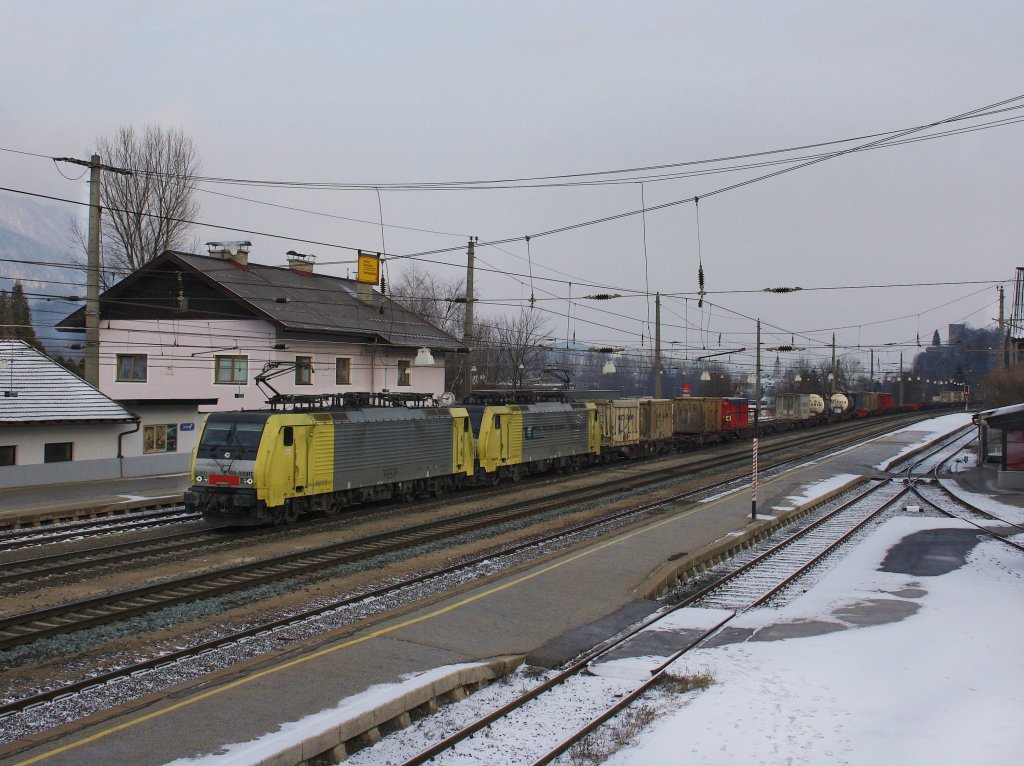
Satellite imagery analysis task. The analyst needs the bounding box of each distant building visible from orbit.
[0,339,137,488]
[948,324,967,346]
[57,246,466,473]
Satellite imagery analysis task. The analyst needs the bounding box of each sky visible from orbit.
[1,1,1022,381]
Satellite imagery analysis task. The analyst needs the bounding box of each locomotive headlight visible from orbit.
[194,475,205,483]
[244,478,254,485]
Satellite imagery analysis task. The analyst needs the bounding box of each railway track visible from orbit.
[389,480,916,765]
[0,526,251,586]
[906,434,1024,553]
[0,411,938,586]
[0,415,939,651]
[361,426,987,765]
[0,506,197,552]
[0,415,936,727]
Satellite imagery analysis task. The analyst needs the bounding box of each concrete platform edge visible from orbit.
[254,654,524,766]
[636,476,870,600]
[0,494,185,529]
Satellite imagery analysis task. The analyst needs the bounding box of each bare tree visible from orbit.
[388,264,465,338]
[490,309,551,386]
[389,264,467,392]
[73,125,201,283]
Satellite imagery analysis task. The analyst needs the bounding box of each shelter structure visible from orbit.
[976,402,1024,489]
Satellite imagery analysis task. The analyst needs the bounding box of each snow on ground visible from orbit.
[605,516,1024,766]
[941,474,1024,526]
[875,412,974,471]
[770,473,861,514]
[161,663,492,766]
[164,514,1024,766]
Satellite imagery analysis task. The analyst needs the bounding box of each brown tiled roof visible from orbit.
[58,251,467,351]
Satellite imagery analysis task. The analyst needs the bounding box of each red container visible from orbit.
[721,397,750,430]
[877,393,894,411]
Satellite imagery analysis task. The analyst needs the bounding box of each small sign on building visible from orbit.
[357,251,381,285]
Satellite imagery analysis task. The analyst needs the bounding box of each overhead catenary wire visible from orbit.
[0,93,1015,376]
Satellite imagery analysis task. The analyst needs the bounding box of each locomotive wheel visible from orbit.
[282,504,300,525]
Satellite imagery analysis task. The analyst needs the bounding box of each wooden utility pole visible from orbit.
[56,155,131,388]
[462,237,476,400]
[831,333,837,394]
[998,284,1007,367]
[84,154,101,388]
[899,351,904,406]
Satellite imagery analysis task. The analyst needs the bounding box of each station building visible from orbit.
[56,244,465,474]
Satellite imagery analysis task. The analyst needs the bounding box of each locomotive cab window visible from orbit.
[282,426,294,447]
[197,417,268,460]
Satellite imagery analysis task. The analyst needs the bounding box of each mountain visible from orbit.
[0,192,83,348]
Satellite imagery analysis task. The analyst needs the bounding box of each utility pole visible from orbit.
[56,153,131,389]
[654,292,662,398]
[998,284,1007,368]
[752,318,761,522]
[870,348,874,390]
[85,155,101,388]
[831,333,837,395]
[56,155,131,388]
[899,351,904,406]
[462,237,476,401]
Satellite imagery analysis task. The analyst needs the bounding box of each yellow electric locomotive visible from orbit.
[186,404,474,525]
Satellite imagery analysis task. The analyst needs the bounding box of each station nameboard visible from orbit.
[357,251,380,284]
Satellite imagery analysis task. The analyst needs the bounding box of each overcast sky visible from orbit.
[2,1,1021,379]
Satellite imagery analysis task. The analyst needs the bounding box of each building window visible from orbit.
[44,442,72,463]
[215,355,248,384]
[143,424,178,454]
[397,359,411,387]
[116,354,147,382]
[0,445,14,466]
[295,356,313,385]
[336,357,351,385]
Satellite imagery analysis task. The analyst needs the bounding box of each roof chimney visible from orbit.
[286,250,316,274]
[206,240,252,267]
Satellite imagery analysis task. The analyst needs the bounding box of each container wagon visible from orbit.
[638,398,674,454]
[595,399,642,457]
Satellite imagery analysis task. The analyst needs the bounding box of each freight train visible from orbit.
[185,391,934,525]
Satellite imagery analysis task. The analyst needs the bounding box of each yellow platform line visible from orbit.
[12,466,814,766]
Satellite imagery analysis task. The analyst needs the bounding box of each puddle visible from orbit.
[878,528,983,576]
